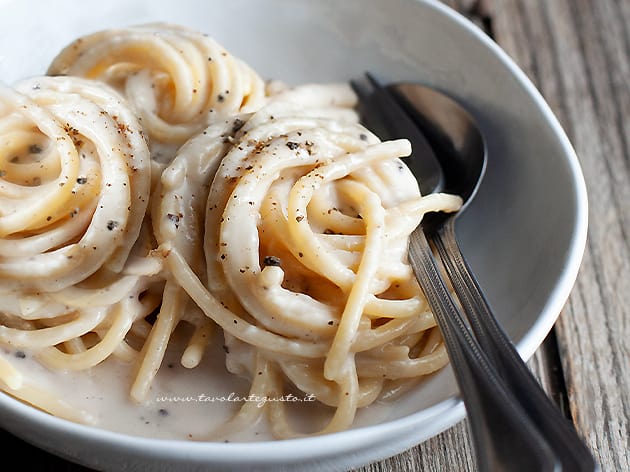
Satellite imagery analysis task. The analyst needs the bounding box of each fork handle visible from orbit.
[429,216,600,471]
[409,227,559,472]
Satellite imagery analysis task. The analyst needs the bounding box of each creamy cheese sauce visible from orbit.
[0,325,393,441]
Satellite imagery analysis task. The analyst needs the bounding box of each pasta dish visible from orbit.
[0,23,461,439]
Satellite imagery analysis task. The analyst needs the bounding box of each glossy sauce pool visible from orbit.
[0,327,395,442]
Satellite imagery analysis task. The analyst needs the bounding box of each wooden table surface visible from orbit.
[2,0,628,470]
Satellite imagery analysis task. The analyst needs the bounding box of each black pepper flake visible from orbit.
[217,94,224,102]
[295,215,304,222]
[222,345,230,354]
[327,320,334,326]
[167,213,181,226]
[286,141,299,150]
[14,351,26,359]
[106,220,119,231]
[158,408,169,417]
[232,118,245,133]
[76,177,88,184]
[233,319,238,324]
[263,255,281,267]
[298,252,304,258]
[359,133,368,141]
[29,144,43,154]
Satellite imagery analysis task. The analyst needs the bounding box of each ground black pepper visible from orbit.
[29,144,43,154]
[167,213,181,226]
[263,255,281,267]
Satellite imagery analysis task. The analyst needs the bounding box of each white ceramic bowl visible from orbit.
[0,0,587,470]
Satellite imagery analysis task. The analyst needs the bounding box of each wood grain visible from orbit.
[492,1,630,471]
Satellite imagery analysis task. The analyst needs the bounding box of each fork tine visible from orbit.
[351,72,442,195]
[364,71,385,89]
[349,76,374,101]
[352,72,415,139]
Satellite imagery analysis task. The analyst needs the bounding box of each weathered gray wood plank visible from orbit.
[492,1,630,471]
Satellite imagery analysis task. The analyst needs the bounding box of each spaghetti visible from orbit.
[0,23,462,439]
[47,23,268,166]
[0,75,160,422]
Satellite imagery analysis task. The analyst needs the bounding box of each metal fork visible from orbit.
[350,73,600,472]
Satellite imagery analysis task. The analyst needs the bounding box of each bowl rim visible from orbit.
[0,0,588,464]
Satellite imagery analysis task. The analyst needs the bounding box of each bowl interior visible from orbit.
[0,0,586,469]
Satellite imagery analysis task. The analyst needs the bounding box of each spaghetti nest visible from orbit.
[0,76,163,421]
[156,85,463,437]
[47,22,268,163]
